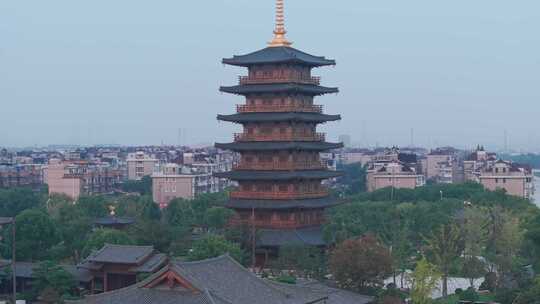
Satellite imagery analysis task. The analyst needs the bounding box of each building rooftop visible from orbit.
[220,83,338,96]
[217,112,341,124]
[70,254,335,304]
[222,46,336,67]
[85,244,155,265]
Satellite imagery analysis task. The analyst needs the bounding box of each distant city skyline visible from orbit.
[1,0,539,150]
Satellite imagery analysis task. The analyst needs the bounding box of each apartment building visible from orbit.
[126,152,159,180]
[479,160,534,199]
[367,160,425,192]
[46,159,123,200]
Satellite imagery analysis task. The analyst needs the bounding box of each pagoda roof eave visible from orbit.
[214,141,344,152]
[220,84,339,96]
[257,226,328,247]
[214,170,343,181]
[227,197,343,210]
[217,112,341,124]
[222,46,335,67]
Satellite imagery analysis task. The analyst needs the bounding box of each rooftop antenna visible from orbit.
[268,0,292,47]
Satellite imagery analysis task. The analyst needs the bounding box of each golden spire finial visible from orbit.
[268,0,292,47]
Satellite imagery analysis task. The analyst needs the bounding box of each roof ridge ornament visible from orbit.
[268,0,293,47]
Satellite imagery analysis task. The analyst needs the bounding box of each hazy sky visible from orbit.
[1,1,539,150]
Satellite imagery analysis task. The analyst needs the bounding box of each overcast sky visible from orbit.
[1,0,539,151]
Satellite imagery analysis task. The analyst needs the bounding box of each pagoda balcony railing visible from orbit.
[229,218,303,229]
[239,75,320,85]
[236,104,323,113]
[233,160,326,171]
[230,189,329,200]
[234,133,325,142]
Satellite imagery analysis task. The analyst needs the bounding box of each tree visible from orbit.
[272,245,327,279]
[130,220,172,253]
[78,195,109,218]
[6,209,59,261]
[164,199,195,228]
[485,207,523,288]
[187,234,244,264]
[139,195,161,221]
[461,207,488,287]
[53,203,92,262]
[120,175,152,195]
[409,257,441,304]
[33,261,77,302]
[329,234,393,292]
[82,228,134,257]
[425,223,462,297]
[205,207,234,231]
[0,188,43,217]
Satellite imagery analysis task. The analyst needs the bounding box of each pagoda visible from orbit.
[215,0,343,264]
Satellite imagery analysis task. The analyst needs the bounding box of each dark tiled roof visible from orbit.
[292,281,373,304]
[71,255,328,304]
[94,216,135,226]
[0,260,93,283]
[215,141,343,152]
[214,170,343,181]
[227,197,342,210]
[222,46,335,67]
[217,112,341,124]
[86,244,155,265]
[174,255,326,304]
[220,84,338,96]
[257,226,327,247]
[129,253,168,273]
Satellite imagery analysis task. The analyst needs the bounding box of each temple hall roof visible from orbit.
[222,46,336,67]
[215,141,343,152]
[220,83,338,96]
[217,112,341,124]
[70,254,330,304]
[227,197,342,210]
[214,170,343,181]
[86,244,155,265]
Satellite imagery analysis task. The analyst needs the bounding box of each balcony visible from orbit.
[236,104,323,113]
[230,189,329,200]
[234,160,326,171]
[229,218,302,229]
[234,133,325,142]
[239,75,320,85]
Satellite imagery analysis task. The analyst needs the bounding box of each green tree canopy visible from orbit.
[78,195,109,218]
[32,261,77,302]
[0,187,43,217]
[409,257,441,304]
[187,234,244,264]
[8,209,59,261]
[82,228,134,258]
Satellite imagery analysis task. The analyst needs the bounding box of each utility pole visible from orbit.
[12,219,16,304]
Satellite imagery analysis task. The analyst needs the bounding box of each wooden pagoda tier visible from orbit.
[215,45,342,247]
